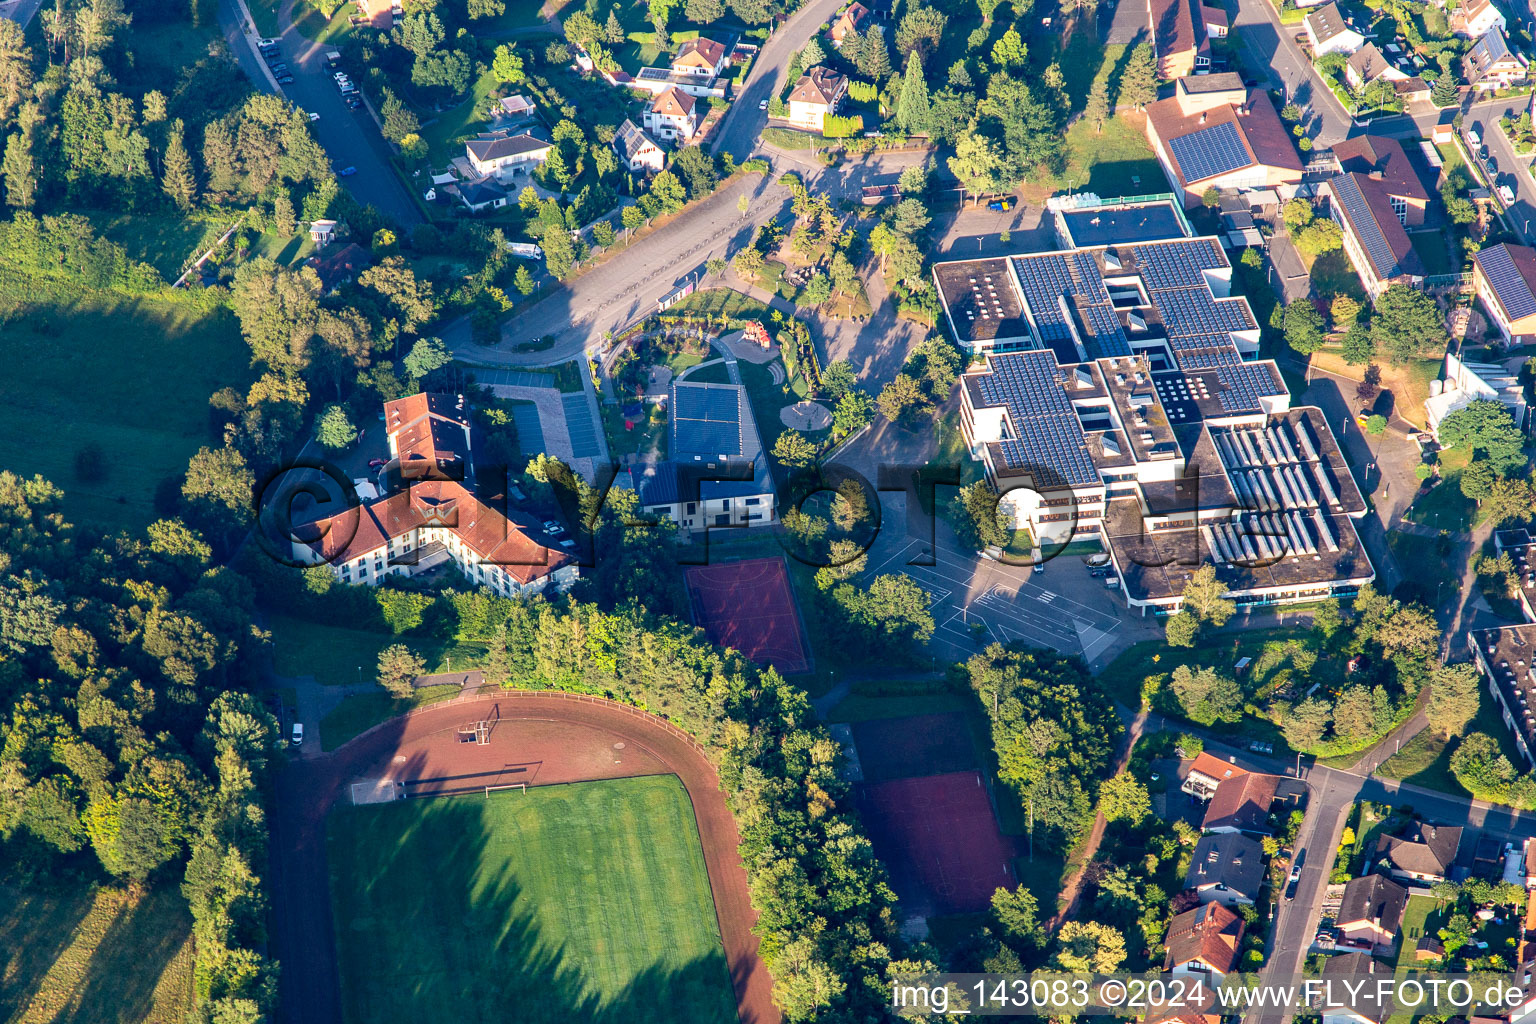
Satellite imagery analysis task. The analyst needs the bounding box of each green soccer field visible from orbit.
[326,775,738,1024]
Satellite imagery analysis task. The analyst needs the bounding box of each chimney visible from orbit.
[1199,112,1207,124]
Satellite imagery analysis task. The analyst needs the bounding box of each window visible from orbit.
[1390,195,1407,224]
[745,497,760,506]
[686,502,697,515]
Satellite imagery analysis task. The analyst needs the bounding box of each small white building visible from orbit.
[644,87,699,142]
[671,36,730,78]
[309,219,338,246]
[1453,0,1507,39]
[614,119,665,173]
[1424,351,1529,438]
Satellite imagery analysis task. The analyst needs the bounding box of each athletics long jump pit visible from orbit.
[266,693,778,1024]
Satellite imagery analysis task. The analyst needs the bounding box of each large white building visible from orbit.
[940,228,1373,614]
[296,394,578,597]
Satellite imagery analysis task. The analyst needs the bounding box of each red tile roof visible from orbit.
[789,65,847,107]
[1164,902,1244,974]
[651,86,697,117]
[306,479,570,583]
[384,392,471,468]
[1152,0,1197,61]
[674,36,726,70]
[1202,772,1279,832]
[1332,134,1430,201]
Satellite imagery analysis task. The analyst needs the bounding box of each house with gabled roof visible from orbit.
[1322,135,1430,299]
[1164,902,1244,980]
[1473,242,1536,345]
[1186,832,1266,907]
[1465,28,1528,90]
[1203,771,1279,835]
[1374,821,1462,883]
[1337,874,1408,956]
[1345,42,1409,90]
[1144,75,1303,206]
[614,119,665,173]
[645,87,699,141]
[1320,953,1391,1024]
[465,129,552,179]
[1453,0,1507,39]
[672,36,729,78]
[1305,2,1366,56]
[829,2,869,46]
[787,65,848,131]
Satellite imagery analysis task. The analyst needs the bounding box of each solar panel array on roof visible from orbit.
[1480,245,1536,320]
[1157,289,1255,337]
[1133,239,1222,288]
[1213,363,1285,413]
[1011,254,1078,343]
[1082,302,1132,356]
[975,351,1100,486]
[1332,174,1400,278]
[1177,346,1243,369]
[673,383,744,456]
[1167,121,1251,185]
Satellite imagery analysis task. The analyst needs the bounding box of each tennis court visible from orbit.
[858,771,1020,916]
[849,712,980,784]
[683,557,811,675]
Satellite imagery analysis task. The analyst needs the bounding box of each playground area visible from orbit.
[683,557,812,675]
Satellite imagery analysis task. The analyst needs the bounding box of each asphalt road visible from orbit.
[708,0,846,161]
[0,0,43,28]
[1231,0,1353,146]
[217,0,423,226]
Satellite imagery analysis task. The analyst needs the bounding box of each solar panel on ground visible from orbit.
[1479,245,1536,320]
[562,393,603,457]
[1167,121,1250,186]
[1332,174,1400,278]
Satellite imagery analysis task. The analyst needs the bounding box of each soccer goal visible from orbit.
[485,782,527,797]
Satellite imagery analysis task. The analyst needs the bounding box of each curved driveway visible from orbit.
[266,690,778,1024]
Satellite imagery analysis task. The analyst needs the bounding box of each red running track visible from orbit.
[266,691,779,1024]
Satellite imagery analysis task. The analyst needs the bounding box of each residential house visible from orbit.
[492,94,536,121]
[1164,902,1244,981]
[1182,752,1249,799]
[1453,0,1507,39]
[672,36,730,78]
[1345,42,1409,90]
[1426,349,1529,439]
[1185,832,1266,907]
[1320,952,1391,1024]
[308,242,370,292]
[645,87,699,142]
[465,129,552,179]
[787,65,848,131]
[1336,874,1408,956]
[1393,76,1432,102]
[1373,821,1462,883]
[1305,2,1367,56]
[1465,29,1528,91]
[1321,135,1430,298]
[614,118,666,173]
[1203,4,1228,38]
[455,177,509,214]
[632,380,777,532]
[830,1,869,46]
[1472,243,1536,345]
[1144,74,1304,206]
[1152,0,1205,79]
[1202,771,1279,835]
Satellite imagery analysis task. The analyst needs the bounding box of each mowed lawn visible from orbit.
[0,279,251,532]
[327,776,737,1024]
[0,880,194,1024]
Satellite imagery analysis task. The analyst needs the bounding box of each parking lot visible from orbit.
[859,502,1138,667]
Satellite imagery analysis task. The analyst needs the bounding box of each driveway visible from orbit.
[217,0,423,226]
[1468,97,1536,243]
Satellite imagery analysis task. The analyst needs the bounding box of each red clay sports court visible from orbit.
[857,771,1020,916]
[684,557,811,675]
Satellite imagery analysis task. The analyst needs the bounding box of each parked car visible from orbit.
[758,98,768,110]
[558,538,577,550]
[1284,866,1301,900]
[308,112,320,122]
[338,165,357,176]
[291,722,304,746]
[276,74,294,85]
[368,458,386,469]
[257,36,280,47]
[542,519,565,534]
[1501,184,1517,204]
[1103,576,1119,587]
[269,63,288,73]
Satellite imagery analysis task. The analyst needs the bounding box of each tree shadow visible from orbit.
[297,762,741,1024]
[0,864,101,1021]
[58,883,193,1024]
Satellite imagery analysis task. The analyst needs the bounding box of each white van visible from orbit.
[291,722,304,746]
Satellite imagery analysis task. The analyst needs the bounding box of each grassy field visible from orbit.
[1308,348,1440,430]
[327,776,736,1024]
[1377,684,1527,797]
[1403,445,1473,531]
[0,880,194,1024]
[0,278,252,532]
[1395,893,1445,973]
[320,684,463,750]
[668,287,774,320]
[270,615,487,686]
[1026,113,1165,203]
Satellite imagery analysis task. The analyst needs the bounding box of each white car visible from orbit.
[308,111,320,122]
[758,98,768,110]
[291,722,304,746]
[1500,184,1517,204]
